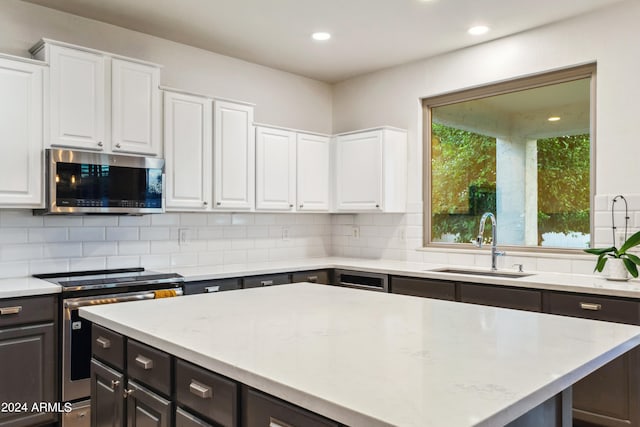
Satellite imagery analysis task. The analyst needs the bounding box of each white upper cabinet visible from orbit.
[296,133,330,211]
[0,55,44,207]
[213,100,255,210]
[164,90,212,211]
[32,39,162,156]
[111,59,161,155]
[255,126,296,211]
[47,44,105,151]
[335,127,407,213]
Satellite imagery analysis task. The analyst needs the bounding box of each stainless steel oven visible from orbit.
[35,268,184,427]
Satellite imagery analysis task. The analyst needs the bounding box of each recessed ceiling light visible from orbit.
[468,25,489,36]
[548,116,561,122]
[311,32,331,41]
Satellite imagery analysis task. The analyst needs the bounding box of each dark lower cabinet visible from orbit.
[184,278,242,295]
[243,273,291,289]
[176,408,213,427]
[91,359,124,427]
[390,276,456,301]
[0,295,57,427]
[291,270,332,285]
[126,381,171,427]
[242,387,340,427]
[545,292,640,427]
[459,283,542,312]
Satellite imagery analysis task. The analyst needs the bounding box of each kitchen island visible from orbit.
[79,283,640,427]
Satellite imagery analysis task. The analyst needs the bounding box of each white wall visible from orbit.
[331,0,640,267]
[0,0,332,133]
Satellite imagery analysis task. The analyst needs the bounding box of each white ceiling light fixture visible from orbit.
[548,116,561,122]
[311,32,331,41]
[468,25,490,35]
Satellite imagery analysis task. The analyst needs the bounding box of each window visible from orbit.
[423,65,594,250]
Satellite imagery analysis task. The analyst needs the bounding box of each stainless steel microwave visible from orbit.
[35,149,165,215]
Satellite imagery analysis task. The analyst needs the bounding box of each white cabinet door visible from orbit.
[111,59,161,156]
[48,45,105,151]
[296,133,329,211]
[213,100,254,210]
[0,57,44,207]
[335,130,383,211]
[256,127,295,211]
[164,91,212,211]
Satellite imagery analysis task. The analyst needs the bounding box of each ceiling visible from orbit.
[22,0,624,83]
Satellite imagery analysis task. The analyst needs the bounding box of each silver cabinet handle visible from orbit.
[270,417,295,427]
[299,204,304,208]
[289,204,293,208]
[307,276,318,283]
[216,201,221,206]
[580,302,602,311]
[96,336,111,349]
[0,306,22,315]
[97,141,103,147]
[261,280,274,286]
[203,201,208,206]
[189,380,212,399]
[205,286,220,293]
[375,204,380,208]
[115,143,121,148]
[123,389,134,398]
[135,355,154,370]
[111,380,120,390]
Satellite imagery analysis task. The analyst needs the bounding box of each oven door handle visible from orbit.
[64,289,183,309]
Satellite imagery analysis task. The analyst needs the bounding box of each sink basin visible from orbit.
[431,268,533,279]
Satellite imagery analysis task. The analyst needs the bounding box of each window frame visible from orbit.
[422,63,597,253]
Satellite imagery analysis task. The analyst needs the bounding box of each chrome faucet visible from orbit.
[474,212,505,271]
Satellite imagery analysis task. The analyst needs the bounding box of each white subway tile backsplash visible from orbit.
[151,213,180,226]
[150,241,180,254]
[593,195,609,211]
[170,253,197,267]
[106,227,139,241]
[107,256,141,269]
[69,257,107,271]
[207,239,233,251]
[196,251,223,266]
[0,228,28,244]
[118,216,151,226]
[140,227,171,241]
[223,250,247,265]
[0,261,29,278]
[83,216,119,226]
[231,213,254,225]
[83,242,118,257]
[223,226,246,239]
[69,227,105,241]
[447,253,476,266]
[1,211,43,227]
[246,226,269,238]
[28,228,68,243]
[208,214,232,226]
[180,213,208,226]
[43,216,83,227]
[118,241,150,255]
[29,259,68,275]
[1,244,43,261]
[43,243,83,259]
[140,254,172,269]
[246,248,269,263]
[536,258,572,273]
[179,241,207,253]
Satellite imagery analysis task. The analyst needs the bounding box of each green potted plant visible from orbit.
[584,230,640,280]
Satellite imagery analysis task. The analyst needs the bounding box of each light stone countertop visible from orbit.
[80,283,640,427]
[4,256,640,299]
[0,276,61,299]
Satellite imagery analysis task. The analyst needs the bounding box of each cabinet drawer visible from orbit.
[175,359,238,427]
[176,407,213,427]
[127,339,171,397]
[459,283,542,312]
[242,387,339,427]
[0,295,56,327]
[92,324,124,370]
[391,276,456,301]
[243,273,290,289]
[545,292,640,325]
[291,270,331,285]
[184,278,241,295]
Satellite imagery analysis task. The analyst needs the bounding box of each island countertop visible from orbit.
[80,283,640,427]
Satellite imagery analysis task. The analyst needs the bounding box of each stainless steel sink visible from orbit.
[431,268,533,278]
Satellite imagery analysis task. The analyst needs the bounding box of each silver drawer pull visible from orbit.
[189,380,212,399]
[0,306,22,315]
[261,280,274,286]
[307,275,318,283]
[96,336,111,349]
[135,355,154,370]
[205,286,220,293]
[580,302,602,311]
[270,417,295,427]
[111,380,120,390]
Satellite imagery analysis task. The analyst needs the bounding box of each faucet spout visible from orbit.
[477,212,503,271]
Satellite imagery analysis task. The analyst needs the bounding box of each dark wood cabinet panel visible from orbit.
[126,381,171,427]
[92,323,125,370]
[459,283,542,312]
[242,387,340,427]
[291,270,332,285]
[127,340,171,397]
[545,291,640,427]
[184,278,241,295]
[91,359,124,427]
[390,276,456,301]
[175,359,237,427]
[0,322,57,427]
[175,407,213,427]
[0,295,57,427]
[243,273,291,289]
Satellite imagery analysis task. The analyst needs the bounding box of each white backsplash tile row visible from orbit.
[0,210,332,278]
